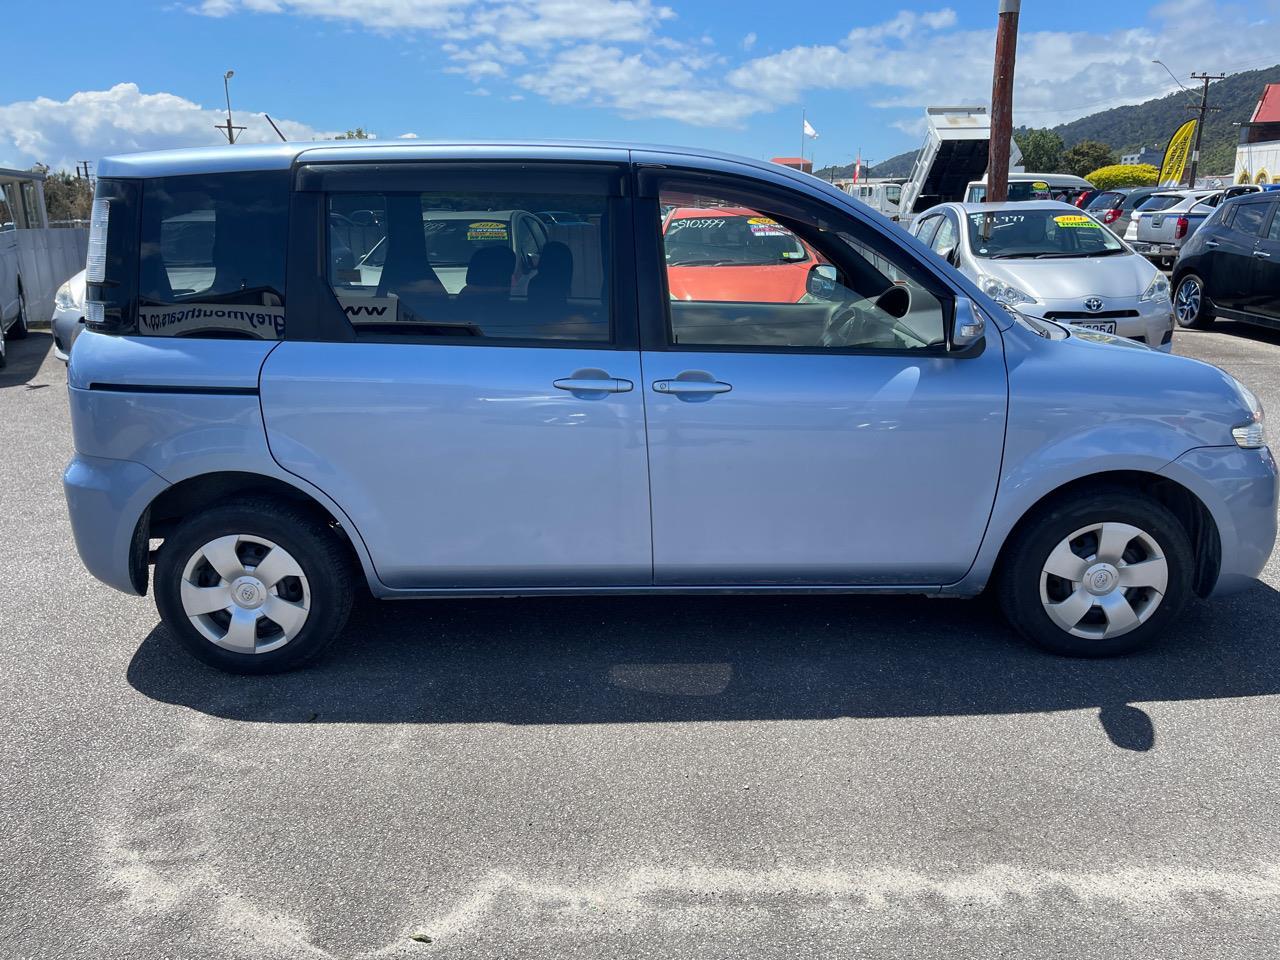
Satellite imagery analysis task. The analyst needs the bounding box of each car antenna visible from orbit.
[264,114,288,142]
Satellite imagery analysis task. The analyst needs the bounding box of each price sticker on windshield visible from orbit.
[747,216,789,237]
[467,221,509,241]
[1053,215,1100,228]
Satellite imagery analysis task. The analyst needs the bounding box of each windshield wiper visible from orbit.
[988,252,1040,259]
[1033,249,1125,259]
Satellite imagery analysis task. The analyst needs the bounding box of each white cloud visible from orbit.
[0,83,335,172]
[185,0,1280,136]
[397,131,420,138]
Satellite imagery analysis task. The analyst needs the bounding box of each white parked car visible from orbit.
[51,269,86,361]
[912,201,1175,351]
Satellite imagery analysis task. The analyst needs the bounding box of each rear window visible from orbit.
[1087,192,1123,210]
[1135,194,1182,212]
[136,172,289,339]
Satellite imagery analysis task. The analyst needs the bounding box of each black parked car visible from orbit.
[1173,192,1280,331]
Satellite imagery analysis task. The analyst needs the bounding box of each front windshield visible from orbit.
[966,209,1127,259]
[664,213,809,266]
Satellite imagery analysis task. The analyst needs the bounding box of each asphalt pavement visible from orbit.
[2,323,1279,960]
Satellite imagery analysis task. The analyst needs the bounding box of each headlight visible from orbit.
[54,281,78,311]
[1231,378,1267,449]
[1139,272,1170,303]
[977,274,1035,307]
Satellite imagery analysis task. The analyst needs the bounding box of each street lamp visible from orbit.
[1152,60,1196,104]
[216,69,245,144]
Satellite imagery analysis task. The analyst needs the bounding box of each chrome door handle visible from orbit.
[553,377,633,393]
[1252,250,1272,258]
[653,379,733,395]
[1205,240,1221,247]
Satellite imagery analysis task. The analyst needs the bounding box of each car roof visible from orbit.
[97,138,809,184]
[945,200,1088,215]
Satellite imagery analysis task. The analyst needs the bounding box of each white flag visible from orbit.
[803,119,819,139]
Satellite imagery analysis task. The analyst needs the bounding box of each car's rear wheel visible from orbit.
[1174,273,1214,329]
[154,498,355,673]
[998,489,1193,657]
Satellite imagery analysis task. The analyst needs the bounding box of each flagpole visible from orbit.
[800,109,806,164]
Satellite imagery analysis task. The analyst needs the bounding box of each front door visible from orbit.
[637,172,1007,586]
[261,163,652,589]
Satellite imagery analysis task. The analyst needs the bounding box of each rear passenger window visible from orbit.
[327,189,610,342]
[138,173,289,339]
[1233,203,1269,238]
[1269,207,1280,242]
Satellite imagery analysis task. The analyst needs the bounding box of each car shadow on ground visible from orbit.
[128,582,1280,751]
[1200,321,1280,348]
[0,331,53,388]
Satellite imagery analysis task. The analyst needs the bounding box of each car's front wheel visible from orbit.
[9,289,29,340]
[998,489,1193,657]
[154,498,355,673]
[1174,273,1214,329]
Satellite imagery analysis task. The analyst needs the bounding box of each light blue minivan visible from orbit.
[64,141,1276,673]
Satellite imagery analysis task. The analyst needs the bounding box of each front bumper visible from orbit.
[1022,296,1176,352]
[1160,445,1279,597]
[51,305,83,362]
[63,453,170,595]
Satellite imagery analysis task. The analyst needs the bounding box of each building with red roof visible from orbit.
[1236,83,1280,186]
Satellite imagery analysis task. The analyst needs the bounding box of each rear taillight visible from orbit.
[1104,209,1121,224]
[1174,216,1189,239]
[1075,195,1088,208]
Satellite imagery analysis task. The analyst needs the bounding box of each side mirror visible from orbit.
[807,263,839,299]
[951,298,986,351]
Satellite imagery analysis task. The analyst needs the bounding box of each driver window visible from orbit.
[657,184,948,351]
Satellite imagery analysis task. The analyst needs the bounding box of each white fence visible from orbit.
[0,227,88,324]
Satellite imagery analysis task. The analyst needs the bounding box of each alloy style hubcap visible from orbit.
[1175,278,1201,324]
[1039,521,1169,640]
[180,534,310,654]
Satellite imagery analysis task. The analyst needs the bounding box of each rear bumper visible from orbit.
[1160,445,1279,597]
[63,453,169,596]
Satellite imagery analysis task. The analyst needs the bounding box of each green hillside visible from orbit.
[815,64,1277,181]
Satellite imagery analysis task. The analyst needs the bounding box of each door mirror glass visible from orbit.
[807,263,839,299]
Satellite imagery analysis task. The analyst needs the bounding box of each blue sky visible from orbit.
[2,0,1279,172]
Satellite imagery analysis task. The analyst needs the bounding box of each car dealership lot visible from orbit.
[3,328,1280,959]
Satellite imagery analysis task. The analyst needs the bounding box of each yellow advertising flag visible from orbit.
[1159,119,1197,186]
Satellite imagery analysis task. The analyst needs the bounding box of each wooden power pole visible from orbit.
[987,0,1021,203]
[1187,72,1225,187]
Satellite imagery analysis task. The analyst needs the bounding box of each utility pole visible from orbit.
[216,69,246,145]
[1186,72,1225,187]
[986,0,1020,203]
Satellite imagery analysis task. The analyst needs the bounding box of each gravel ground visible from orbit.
[2,323,1279,960]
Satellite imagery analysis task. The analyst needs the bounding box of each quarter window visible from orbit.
[656,183,948,352]
[137,172,289,340]
[327,190,610,342]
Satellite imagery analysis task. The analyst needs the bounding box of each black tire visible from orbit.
[9,289,29,340]
[998,487,1194,658]
[154,497,356,674]
[1173,272,1214,329]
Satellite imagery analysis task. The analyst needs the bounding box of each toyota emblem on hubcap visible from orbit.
[1084,297,1105,313]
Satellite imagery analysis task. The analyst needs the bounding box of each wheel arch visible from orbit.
[135,470,379,596]
[989,470,1221,598]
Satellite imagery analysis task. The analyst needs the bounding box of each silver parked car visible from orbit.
[1125,190,1222,268]
[51,268,86,361]
[912,201,1175,351]
[63,141,1274,674]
